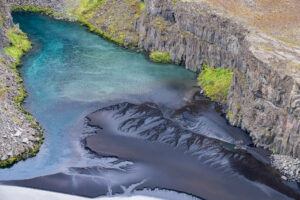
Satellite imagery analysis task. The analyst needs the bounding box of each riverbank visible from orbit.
[0,0,299,181]
[3,90,299,199]
[0,2,43,167]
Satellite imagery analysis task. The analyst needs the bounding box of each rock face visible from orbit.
[135,0,300,158]
[136,0,249,71]
[9,0,68,12]
[0,0,43,165]
[0,0,299,162]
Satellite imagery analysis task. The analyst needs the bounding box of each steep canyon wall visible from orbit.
[0,0,299,164]
[137,0,300,157]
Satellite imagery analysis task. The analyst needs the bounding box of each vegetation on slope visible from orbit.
[171,0,178,5]
[149,51,171,63]
[11,0,146,47]
[72,0,105,20]
[12,5,53,15]
[72,0,145,47]
[4,26,32,70]
[197,64,233,103]
[0,26,44,168]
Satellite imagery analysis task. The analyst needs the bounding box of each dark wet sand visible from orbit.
[3,100,300,200]
[85,132,295,200]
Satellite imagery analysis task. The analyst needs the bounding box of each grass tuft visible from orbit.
[140,2,146,11]
[4,27,32,65]
[171,0,178,5]
[197,64,233,103]
[149,51,171,63]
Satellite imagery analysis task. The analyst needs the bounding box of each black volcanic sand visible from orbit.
[3,97,300,200]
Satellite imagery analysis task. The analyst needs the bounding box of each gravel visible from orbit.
[271,154,300,182]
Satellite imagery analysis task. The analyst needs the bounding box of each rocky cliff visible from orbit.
[0,0,299,166]
[0,0,43,166]
[136,0,300,157]
[135,0,300,158]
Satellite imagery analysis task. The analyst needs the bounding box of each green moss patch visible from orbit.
[72,0,143,48]
[77,18,125,46]
[72,0,125,46]
[4,26,32,70]
[72,0,105,20]
[0,81,8,98]
[0,16,4,25]
[197,64,233,103]
[140,2,146,11]
[149,51,171,63]
[171,0,178,5]
[0,140,43,168]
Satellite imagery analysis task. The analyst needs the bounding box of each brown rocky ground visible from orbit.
[198,0,300,46]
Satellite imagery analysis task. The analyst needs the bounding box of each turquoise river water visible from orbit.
[0,13,195,180]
